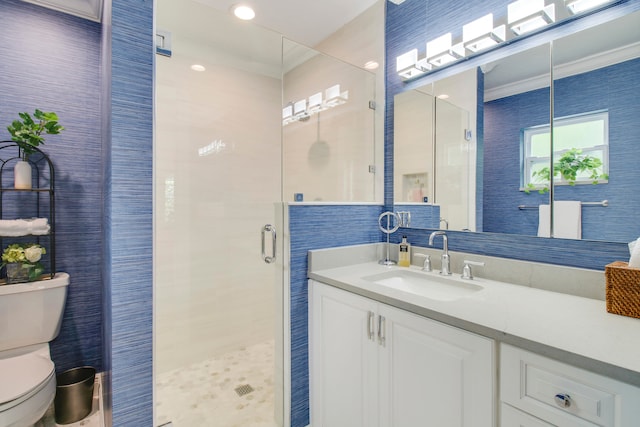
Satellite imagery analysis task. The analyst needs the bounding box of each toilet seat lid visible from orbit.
[0,354,54,404]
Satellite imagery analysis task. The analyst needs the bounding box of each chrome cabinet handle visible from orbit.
[367,311,375,340]
[261,224,276,264]
[377,315,386,346]
[554,393,572,408]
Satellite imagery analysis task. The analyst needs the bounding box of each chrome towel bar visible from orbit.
[518,200,608,210]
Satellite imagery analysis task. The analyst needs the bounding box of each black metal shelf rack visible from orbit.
[0,141,55,282]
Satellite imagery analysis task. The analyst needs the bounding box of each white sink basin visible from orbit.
[362,269,483,301]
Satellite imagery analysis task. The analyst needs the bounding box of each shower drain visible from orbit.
[235,384,254,397]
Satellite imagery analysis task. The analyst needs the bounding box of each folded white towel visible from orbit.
[537,201,582,239]
[630,237,640,268]
[538,205,551,238]
[0,218,50,236]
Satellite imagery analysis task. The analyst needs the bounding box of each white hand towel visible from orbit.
[630,238,640,268]
[537,201,582,239]
[0,218,50,236]
[537,204,551,238]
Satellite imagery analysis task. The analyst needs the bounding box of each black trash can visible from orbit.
[54,366,96,424]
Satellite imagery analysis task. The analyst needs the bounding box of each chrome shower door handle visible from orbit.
[261,224,276,264]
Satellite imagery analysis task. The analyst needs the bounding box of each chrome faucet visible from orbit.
[428,231,451,275]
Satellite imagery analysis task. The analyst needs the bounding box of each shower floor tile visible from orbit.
[156,340,278,427]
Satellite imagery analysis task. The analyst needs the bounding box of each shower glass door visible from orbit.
[155,1,284,425]
[434,99,472,231]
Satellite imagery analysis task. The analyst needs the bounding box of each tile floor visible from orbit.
[156,340,278,427]
[37,375,104,427]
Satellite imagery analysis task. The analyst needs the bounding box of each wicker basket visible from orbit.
[605,261,640,319]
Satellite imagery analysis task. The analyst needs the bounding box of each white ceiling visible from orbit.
[190,0,380,47]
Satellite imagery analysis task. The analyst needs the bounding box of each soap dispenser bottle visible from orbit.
[398,235,411,267]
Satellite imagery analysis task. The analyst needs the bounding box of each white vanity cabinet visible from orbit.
[309,280,495,427]
[500,344,640,427]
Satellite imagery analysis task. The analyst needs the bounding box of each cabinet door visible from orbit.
[309,280,379,427]
[378,304,495,427]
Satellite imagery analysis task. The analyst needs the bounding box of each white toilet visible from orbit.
[0,273,70,427]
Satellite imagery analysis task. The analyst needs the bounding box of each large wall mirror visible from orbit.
[394,9,640,243]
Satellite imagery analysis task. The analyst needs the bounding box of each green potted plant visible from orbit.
[6,109,64,189]
[526,148,608,194]
[1,243,46,284]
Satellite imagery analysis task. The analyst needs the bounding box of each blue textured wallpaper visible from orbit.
[289,204,384,427]
[106,0,154,425]
[393,227,629,270]
[483,58,640,241]
[394,203,440,228]
[0,0,103,373]
[0,1,154,425]
[483,85,551,236]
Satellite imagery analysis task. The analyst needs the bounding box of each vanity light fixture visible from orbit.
[325,84,349,107]
[293,99,307,121]
[508,0,555,36]
[232,4,255,20]
[282,85,349,125]
[426,33,465,68]
[308,92,323,113]
[566,0,615,14]
[396,49,431,79]
[463,14,506,53]
[395,0,618,80]
[282,104,294,125]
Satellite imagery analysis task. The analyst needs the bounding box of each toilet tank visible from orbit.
[0,272,69,352]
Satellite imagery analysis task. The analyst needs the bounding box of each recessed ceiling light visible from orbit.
[191,64,206,72]
[364,61,379,70]
[437,94,450,99]
[232,4,255,20]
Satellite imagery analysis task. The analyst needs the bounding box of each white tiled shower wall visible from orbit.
[154,6,282,373]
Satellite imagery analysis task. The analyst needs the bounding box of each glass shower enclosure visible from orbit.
[154,1,377,426]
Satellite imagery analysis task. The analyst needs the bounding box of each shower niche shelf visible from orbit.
[0,141,56,283]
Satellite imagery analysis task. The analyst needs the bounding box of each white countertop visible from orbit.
[309,261,640,386]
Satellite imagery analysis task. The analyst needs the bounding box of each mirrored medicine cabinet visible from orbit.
[393,8,640,243]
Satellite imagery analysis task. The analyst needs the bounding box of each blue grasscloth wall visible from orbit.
[289,204,384,427]
[483,58,640,241]
[1,0,154,425]
[0,0,103,373]
[106,0,154,425]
